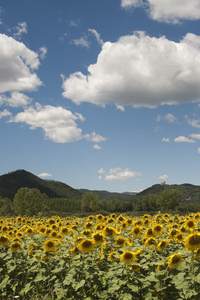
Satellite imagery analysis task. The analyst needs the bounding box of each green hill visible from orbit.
[79,189,134,201]
[137,183,200,203]
[0,169,83,200]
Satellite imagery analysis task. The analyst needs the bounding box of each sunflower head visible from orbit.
[103,226,116,237]
[0,234,10,246]
[114,237,127,247]
[157,240,168,251]
[185,219,196,232]
[168,254,183,269]
[78,239,95,253]
[92,233,105,245]
[44,239,57,252]
[185,233,200,251]
[108,251,119,261]
[120,251,136,264]
[145,237,157,248]
[10,241,22,252]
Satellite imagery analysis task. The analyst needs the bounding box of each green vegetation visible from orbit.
[0,170,200,217]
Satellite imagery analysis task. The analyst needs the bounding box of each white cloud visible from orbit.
[121,0,200,23]
[116,105,125,112]
[154,174,168,180]
[98,167,142,181]
[98,168,105,175]
[93,144,102,150]
[38,172,52,178]
[38,46,47,60]
[73,36,90,48]
[0,92,31,107]
[121,0,143,9]
[84,131,107,143]
[162,137,170,142]
[164,113,177,123]
[0,109,12,119]
[88,29,104,47]
[187,119,200,128]
[62,32,200,108]
[190,134,200,140]
[13,22,28,39]
[157,113,177,123]
[0,34,42,93]
[198,148,200,154]
[9,103,83,143]
[174,136,195,143]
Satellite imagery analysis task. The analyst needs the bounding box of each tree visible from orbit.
[13,188,48,216]
[81,192,99,212]
[158,189,180,211]
[0,197,14,216]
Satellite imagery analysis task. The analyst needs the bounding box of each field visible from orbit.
[1,213,200,299]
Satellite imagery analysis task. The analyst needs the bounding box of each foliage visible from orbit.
[1,212,200,299]
[0,169,82,200]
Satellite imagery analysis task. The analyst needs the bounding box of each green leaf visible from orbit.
[75,279,85,291]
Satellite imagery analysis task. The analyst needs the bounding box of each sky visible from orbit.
[0,0,200,193]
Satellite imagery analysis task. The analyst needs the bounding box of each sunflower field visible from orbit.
[1,213,200,299]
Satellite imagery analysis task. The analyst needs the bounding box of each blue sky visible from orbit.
[0,0,200,193]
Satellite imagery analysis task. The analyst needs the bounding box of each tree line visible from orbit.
[0,187,199,216]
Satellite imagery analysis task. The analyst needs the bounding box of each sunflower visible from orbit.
[145,228,155,238]
[70,246,80,255]
[185,219,196,232]
[92,232,105,245]
[78,239,95,253]
[157,240,168,251]
[0,234,10,246]
[107,218,115,224]
[168,229,179,240]
[103,226,116,238]
[108,251,119,261]
[50,230,58,239]
[175,233,185,243]
[25,227,35,237]
[120,251,136,264]
[131,226,142,238]
[82,229,93,237]
[87,215,95,221]
[85,222,93,229]
[60,227,70,236]
[48,218,56,225]
[10,241,22,252]
[145,237,157,248]
[97,214,104,221]
[44,239,57,252]
[126,219,133,226]
[117,216,125,223]
[153,224,163,236]
[167,254,183,269]
[185,233,200,251]
[114,237,127,247]
[38,226,46,235]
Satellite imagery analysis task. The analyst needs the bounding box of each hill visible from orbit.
[0,169,83,200]
[136,183,200,203]
[79,189,134,201]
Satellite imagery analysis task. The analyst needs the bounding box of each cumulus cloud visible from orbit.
[0,34,42,93]
[84,131,107,143]
[121,0,200,23]
[93,144,102,150]
[162,137,170,142]
[0,92,31,107]
[98,167,142,181]
[9,103,83,143]
[187,118,200,128]
[37,172,52,178]
[13,22,28,39]
[62,32,200,108]
[190,134,200,140]
[0,109,12,119]
[174,136,195,143]
[88,29,104,47]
